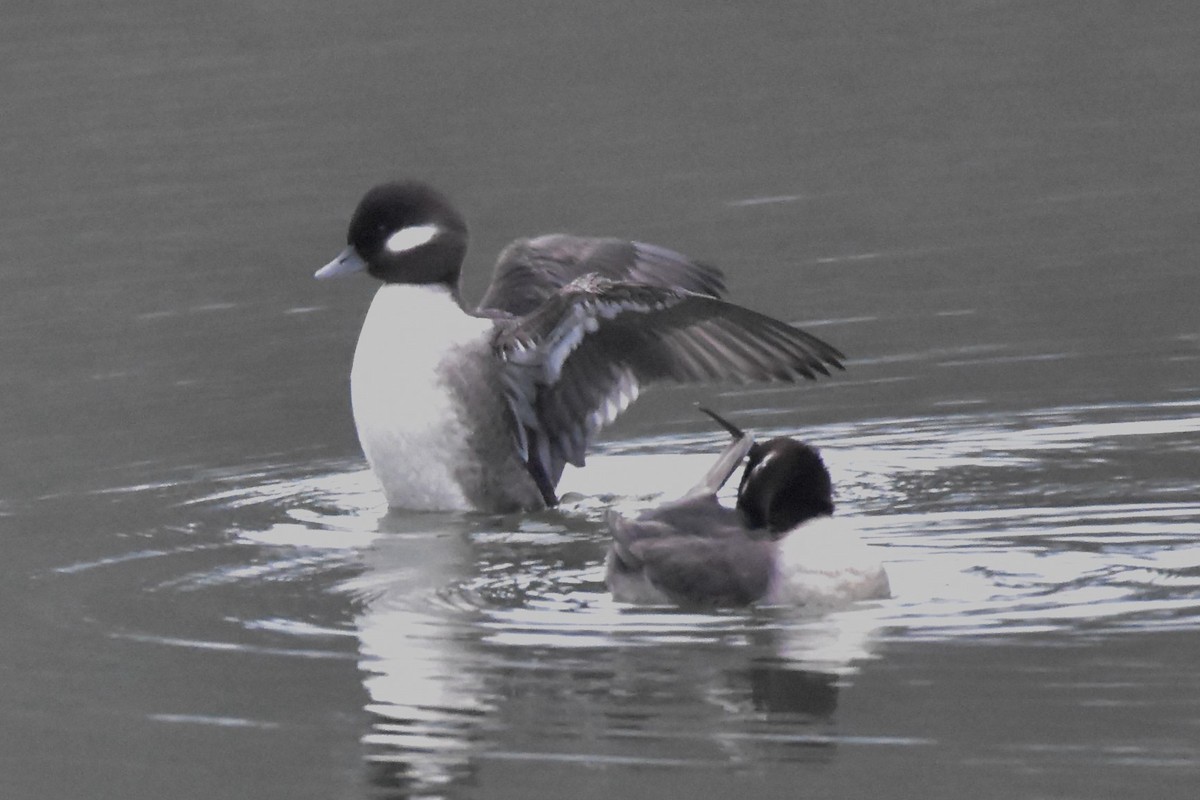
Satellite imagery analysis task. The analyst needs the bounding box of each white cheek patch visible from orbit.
[755,450,779,473]
[385,224,441,254]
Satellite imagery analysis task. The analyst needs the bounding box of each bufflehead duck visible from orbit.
[317,181,846,512]
[606,408,890,608]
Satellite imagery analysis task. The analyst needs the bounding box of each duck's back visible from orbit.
[607,495,776,607]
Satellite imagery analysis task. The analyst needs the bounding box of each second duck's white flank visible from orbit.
[350,283,493,509]
[764,516,891,607]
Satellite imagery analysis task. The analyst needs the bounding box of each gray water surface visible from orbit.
[3,2,1199,798]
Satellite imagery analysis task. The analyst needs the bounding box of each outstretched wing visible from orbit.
[477,235,726,316]
[495,275,845,500]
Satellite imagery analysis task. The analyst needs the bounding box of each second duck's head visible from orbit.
[736,438,834,537]
[316,181,469,288]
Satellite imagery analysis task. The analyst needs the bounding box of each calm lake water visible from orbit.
[3,2,1199,798]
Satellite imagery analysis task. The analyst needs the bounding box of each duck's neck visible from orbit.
[377,278,463,310]
[368,282,465,325]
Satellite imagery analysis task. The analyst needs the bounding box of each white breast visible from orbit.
[350,284,493,510]
[764,516,891,608]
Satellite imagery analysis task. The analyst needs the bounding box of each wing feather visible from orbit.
[496,276,844,495]
[478,235,725,316]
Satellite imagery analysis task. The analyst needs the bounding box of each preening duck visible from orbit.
[606,408,890,608]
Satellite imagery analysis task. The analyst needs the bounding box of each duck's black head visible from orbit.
[316,181,469,289]
[736,437,834,536]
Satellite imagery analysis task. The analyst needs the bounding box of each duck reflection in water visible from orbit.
[606,407,891,609]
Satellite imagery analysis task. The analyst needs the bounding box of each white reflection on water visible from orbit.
[114,400,1200,795]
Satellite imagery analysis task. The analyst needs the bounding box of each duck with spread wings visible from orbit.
[316,181,845,512]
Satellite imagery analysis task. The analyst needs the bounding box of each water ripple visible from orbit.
[101,399,1200,648]
[48,400,1200,796]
